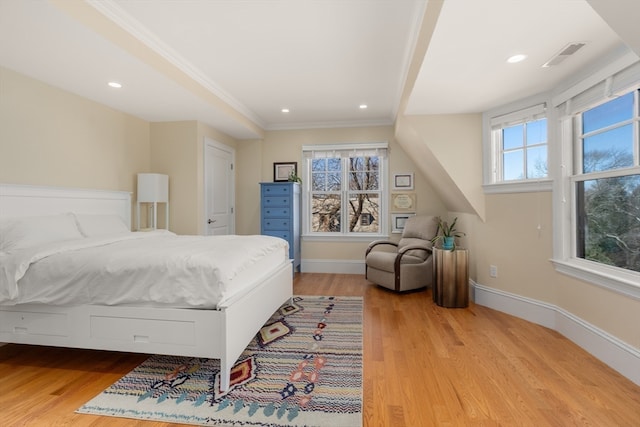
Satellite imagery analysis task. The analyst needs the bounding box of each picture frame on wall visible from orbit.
[391,192,416,212]
[391,213,416,234]
[392,172,414,190]
[273,162,297,182]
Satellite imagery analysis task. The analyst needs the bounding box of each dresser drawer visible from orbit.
[262,196,290,207]
[263,207,290,218]
[263,230,291,241]
[263,218,291,230]
[262,185,293,196]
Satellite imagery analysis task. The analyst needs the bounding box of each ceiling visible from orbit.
[0,0,638,140]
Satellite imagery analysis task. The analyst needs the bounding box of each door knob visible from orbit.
[208,219,216,224]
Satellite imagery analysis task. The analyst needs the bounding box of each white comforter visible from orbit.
[0,231,289,309]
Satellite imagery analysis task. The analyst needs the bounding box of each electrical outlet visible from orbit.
[490,265,498,278]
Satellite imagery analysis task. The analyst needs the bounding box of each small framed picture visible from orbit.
[391,192,416,212]
[273,162,297,182]
[392,173,414,190]
[391,213,416,234]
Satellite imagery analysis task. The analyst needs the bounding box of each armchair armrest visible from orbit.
[366,240,398,257]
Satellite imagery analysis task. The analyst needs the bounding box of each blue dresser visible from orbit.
[260,182,301,272]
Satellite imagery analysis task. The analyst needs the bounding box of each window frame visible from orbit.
[552,69,640,298]
[301,142,389,241]
[483,97,553,194]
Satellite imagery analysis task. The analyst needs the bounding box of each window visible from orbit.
[551,57,640,296]
[573,90,640,273]
[489,104,548,184]
[302,143,388,238]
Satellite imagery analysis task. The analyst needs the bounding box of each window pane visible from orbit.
[311,172,326,191]
[349,157,365,172]
[311,158,326,172]
[311,158,341,191]
[582,124,634,173]
[583,92,634,134]
[576,175,640,273]
[527,145,547,179]
[327,158,341,171]
[347,193,379,233]
[503,150,524,180]
[349,172,379,190]
[526,119,547,145]
[327,173,341,190]
[311,194,341,232]
[503,124,523,150]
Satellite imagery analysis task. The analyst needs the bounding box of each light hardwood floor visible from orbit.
[1,273,639,426]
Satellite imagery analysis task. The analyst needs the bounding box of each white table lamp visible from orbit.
[137,173,169,230]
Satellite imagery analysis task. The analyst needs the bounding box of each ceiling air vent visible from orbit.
[542,42,586,67]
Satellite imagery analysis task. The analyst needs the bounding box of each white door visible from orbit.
[204,138,235,235]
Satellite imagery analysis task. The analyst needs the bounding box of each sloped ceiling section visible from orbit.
[587,0,640,57]
[395,0,637,219]
[52,0,265,139]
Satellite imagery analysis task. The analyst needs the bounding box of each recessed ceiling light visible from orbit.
[281,108,290,113]
[108,81,122,88]
[359,104,368,109]
[507,54,527,64]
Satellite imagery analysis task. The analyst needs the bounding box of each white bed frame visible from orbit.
[0,184,293,391]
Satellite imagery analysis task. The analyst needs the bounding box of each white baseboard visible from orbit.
[301,259,365,275]
[473,281,640,386]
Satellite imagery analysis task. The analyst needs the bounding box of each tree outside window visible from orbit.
[310,155,381,234]
[575,90,640,273]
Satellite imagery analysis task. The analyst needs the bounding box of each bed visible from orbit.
[0,183,293,391]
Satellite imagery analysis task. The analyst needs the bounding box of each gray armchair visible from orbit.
[365,215,439,292]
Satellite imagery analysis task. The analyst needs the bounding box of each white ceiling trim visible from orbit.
[86,0,265,129]
[388,0,428,123]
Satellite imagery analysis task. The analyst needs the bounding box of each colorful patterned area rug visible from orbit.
[76,296,363,426]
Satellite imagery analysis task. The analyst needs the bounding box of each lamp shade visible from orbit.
[137,173,169,203]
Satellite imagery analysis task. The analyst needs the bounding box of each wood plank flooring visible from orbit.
[1,273,639,426]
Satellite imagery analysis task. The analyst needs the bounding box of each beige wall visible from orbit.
[236,139,263,235]
[0,67,149,226]
[469,191,640,349]
[149,121,198,234]
[148,121,237,235]
[233,125,447,259]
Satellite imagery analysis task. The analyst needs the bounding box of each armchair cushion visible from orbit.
[365,251,425,273]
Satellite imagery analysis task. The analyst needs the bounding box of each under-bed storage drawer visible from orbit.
[90,316,196,346]
[0,310,69,337]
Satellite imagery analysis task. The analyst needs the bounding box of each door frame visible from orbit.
[203,137,236,235]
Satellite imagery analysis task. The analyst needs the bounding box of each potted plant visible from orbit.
[288,170,302,184]
[431,217,465,250]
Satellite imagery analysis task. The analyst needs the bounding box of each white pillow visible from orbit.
[0,213,84,253]
[74,214,130,237]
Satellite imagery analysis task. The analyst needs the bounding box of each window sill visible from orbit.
[302,234,388,243]
[483,179,552,194]
[551,258,640,300]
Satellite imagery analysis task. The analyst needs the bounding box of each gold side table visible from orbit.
[432,248,469,308]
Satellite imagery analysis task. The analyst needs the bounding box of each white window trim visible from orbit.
[483,93,551,193]
[301,142,389,240]
[550,58,640,299]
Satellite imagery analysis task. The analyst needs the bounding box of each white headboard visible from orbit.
[0,184,132,229]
